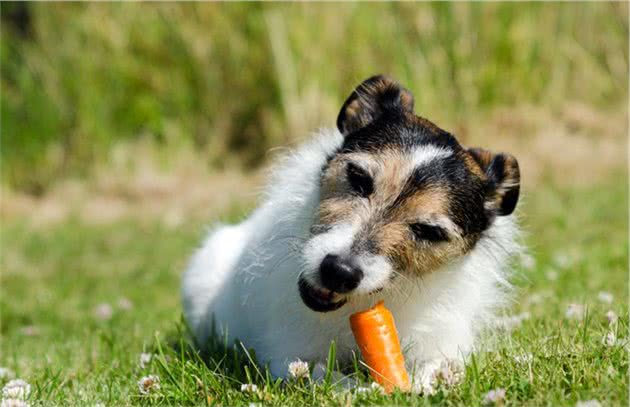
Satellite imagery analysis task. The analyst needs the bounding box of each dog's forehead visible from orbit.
[323,117,490,234]
[344,145,456,190]
[337,123,467,199]
[334,114,485,196]
[358,146,455,218]
[340,113,462,155]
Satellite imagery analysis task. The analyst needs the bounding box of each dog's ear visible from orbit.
[468,148,520,216]
[337,75,415,135]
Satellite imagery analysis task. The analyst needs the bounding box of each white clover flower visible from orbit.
[519,253,536,270]
[355,382,384,394]
[603,331,618,347]
[1,380,31,400]
[240,383,258,393]
[137,375,160,395]
[2,380,31,400]
[545,270,559,281]
[565,303,585,321]
[287,359,309,380]
[354,386,371,394]
[1,399,29,407]
[0,367,15,380]
[514,353,533,364]
[93,303,114,321]
[483,388,506,405]
[117,297,134,310]
[527,293,544,305]
[553,252,572,268]
[494,312,530,331]
[605,310,618,325]
[369,382,384,394]
[18,326,39,337]
[576,400,601,407]
[432,359,464,387]
[597,291,613,304]
[139,353,153,369]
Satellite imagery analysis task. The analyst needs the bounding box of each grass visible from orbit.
[1,3,628,404]
[1,176,627,406]
[2,2,628,192]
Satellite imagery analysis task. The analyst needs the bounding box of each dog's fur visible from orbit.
[182,75,522,390]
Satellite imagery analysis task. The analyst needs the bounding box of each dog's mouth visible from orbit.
[298,278,347,312]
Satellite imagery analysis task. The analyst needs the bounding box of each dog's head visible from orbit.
[298,75,520,312]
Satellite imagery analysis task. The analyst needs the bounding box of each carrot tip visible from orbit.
[349,301,410,393]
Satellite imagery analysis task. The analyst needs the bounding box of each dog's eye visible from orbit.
[409,223,450,242]
[346,163,373,197]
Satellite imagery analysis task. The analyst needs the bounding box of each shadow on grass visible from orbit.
[140,316,379,405]
[137,317,289,405]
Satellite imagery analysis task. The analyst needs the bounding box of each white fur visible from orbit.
[301,222,358,287]
[411,145,452,168]
[181,128,521,388]
[353,254,393,294]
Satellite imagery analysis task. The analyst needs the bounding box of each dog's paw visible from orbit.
[411,360,441,395]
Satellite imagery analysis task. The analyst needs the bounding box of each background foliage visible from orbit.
[1,3,628,406]
[2,2,627,192]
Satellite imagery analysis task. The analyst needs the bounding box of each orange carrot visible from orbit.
[349,300,411,393]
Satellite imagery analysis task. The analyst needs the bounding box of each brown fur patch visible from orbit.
[316,197,357,226]
[387,187,449,222]
[462,149,488,178]
[337,75,415,135]
[317,148,471,276]
[467,147,495,170]
[468,147,520,215]
[370,221,469,276]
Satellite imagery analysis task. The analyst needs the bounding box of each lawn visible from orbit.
[1,176,627,406]
[2,2,628,406]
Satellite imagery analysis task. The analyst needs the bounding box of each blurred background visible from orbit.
[2,2,627,225]
[1,4,628,403]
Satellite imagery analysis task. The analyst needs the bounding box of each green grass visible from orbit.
[1,2,627,405]
[1,177,627,406]
[2,2,628,192]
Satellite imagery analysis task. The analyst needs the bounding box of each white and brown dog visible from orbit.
[182,75,521,391]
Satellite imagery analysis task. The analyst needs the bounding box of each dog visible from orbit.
[182,75,522,392]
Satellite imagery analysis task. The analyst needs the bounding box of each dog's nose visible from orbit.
[320,254,363,293]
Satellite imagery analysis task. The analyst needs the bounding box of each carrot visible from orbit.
[349,300,411,393]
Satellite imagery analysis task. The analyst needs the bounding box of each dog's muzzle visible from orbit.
[298,277,347,312]
[319,254,363,293]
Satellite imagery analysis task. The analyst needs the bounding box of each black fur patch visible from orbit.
[329,76,520,243]
[390,151,490,236]
[340,113,460,155]
[410,223,450,242]
[346,162,374,197]
[339,112,492,237]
